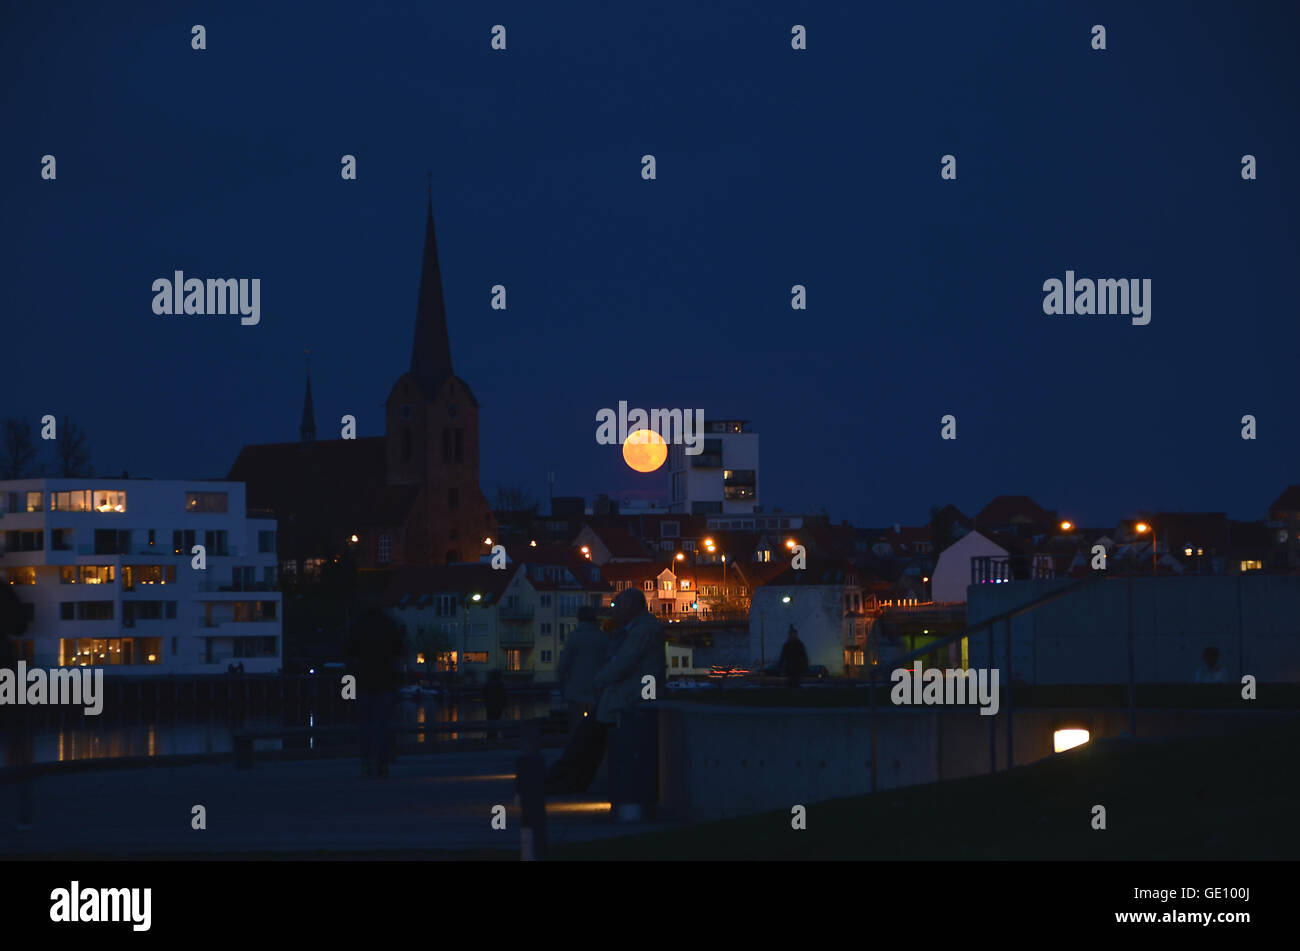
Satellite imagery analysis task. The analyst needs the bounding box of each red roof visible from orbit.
[1269,485,1300,513]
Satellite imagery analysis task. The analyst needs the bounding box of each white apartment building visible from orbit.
[0,479,281,674]
[668,419,759,515]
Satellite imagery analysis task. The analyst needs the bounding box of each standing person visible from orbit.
[780,624,809,689]
[1194,645,1227,684]
[592,589,666,819]
[483,669,507,739]
[542,610,617,796]
[556,606,607,738]
[345,601,405,778]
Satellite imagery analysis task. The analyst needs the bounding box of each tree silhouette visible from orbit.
[54,416,93,477]
[1,418,39,479]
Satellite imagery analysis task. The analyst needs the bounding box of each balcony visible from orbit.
[498,604,534,621]
[198,580,278,593]
[498,629,535,646]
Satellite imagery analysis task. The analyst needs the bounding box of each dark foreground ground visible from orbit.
[551,715,1299,860]
[2,715,1293,860]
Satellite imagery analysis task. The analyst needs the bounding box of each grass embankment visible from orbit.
[550,715,1299,860]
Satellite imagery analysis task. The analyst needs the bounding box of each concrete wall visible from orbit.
[966,575,1300,685]
[655,700,1299,821]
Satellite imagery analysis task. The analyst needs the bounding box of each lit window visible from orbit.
[51,490,91,512]
[1240,560,1262,572]
[93,490,128,513]
[185,492,227,513]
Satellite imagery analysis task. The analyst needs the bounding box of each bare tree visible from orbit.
[54,416,93,477]
[1,418,39,479]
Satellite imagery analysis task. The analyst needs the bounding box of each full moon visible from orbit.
[622,429,668,473]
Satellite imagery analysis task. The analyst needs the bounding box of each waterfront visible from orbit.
[1,695,558,766]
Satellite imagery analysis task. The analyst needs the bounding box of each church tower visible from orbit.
[386,184,497,564]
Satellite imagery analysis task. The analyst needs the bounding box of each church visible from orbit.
[227,189,497,576]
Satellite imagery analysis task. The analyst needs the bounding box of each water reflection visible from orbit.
[2,696,557,765]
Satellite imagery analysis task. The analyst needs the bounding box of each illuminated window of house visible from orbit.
[93,490,128,513]
[185,492,227,513]
[463,651,489,664]
[51,490,91,512]
[25,491,43,512]
[1240,560,1262,572]
[304,558,325,577]
[416,652,426,665]
[60,637,160,666]
[7,566,37,585]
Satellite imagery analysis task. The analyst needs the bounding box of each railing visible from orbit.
[229,714,568,768]
[498,605,535,620]
[864,572,1109,793]
[197,580,277,593]
[498,629,535,646]
[971,554,1059,584]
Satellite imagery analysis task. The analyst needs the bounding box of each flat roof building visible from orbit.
[0,478,281,675]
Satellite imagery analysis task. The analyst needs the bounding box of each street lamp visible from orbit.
[1059,521,1073,533]
[1134,522,1157,575]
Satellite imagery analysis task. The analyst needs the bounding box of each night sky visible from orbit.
[4,1,1297,529]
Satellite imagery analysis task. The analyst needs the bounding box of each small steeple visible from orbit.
[410,176,455,400]
[300,349,316,442]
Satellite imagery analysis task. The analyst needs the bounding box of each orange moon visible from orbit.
[622,429,668,473]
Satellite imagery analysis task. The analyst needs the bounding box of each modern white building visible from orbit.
[0,479,281,674]
[668,419,759,515]
[931,531,1011,604]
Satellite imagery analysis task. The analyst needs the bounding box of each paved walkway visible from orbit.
[0,750,681,858]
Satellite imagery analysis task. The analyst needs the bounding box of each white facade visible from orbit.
[931,531,1010,604]
[0,479,281,675]
[668,419,759,515]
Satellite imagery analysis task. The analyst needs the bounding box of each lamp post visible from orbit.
[1135,522,1157,575]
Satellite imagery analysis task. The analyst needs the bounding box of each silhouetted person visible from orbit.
[780,624,809,689]
[1195,645,1226,684]
[557,605,606,738]
[483,669,508,739]
[345,603,405,777]
[593,589,666,819]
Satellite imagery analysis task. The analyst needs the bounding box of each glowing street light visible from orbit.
[1134,521,1158,575]
[675,552,685,561]
[349,534,359,543]
[1059,521,1073,533]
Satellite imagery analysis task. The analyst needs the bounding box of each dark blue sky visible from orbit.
[4,1,1297,529]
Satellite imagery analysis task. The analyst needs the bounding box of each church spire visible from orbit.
[410,176,455,399]
[300,349,316,442]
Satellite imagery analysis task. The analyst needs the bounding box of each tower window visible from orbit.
[448,488,460,509]
[449,404,458,419]
[401,428,411,463]
[454,428,464,463]
[442,428,452,463]
[400,404,412,420]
